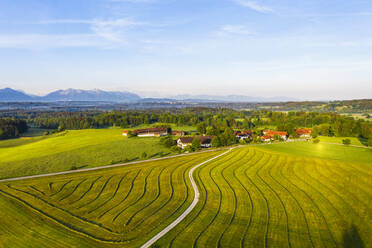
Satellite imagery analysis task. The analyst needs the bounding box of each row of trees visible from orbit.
[3,108,371,141]
[0,119,28,140]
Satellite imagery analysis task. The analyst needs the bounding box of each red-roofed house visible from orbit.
[295,128,312,138]
[263,130,288,140]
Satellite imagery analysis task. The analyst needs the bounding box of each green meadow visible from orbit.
[0,144,370,247]
[257,140,372,164]
[0,128,175,179]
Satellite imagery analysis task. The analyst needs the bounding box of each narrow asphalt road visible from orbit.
[140,148,234,248]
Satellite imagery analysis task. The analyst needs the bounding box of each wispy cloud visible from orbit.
[216,25,254,36]
[0,34,103,49]
[0,18,145,48]
[234,0,273,13]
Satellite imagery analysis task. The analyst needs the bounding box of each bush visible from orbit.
[160,135,176,147]
[141,152,147,159]
[127,131,136,138]
[313,138,320,144]
[171,145,182,153]
[70,166,78,170]
[342,139,351,145]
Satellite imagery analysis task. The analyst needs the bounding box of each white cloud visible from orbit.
[217,25,254,36]
[234,0,273,13]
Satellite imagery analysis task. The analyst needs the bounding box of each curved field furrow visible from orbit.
[59,179,88,202]
[97,170,141,220]
[112,167,155,223]
[283,159,338,248]
[124,167,167,226]
[29,185,45,195]
[192,149,248,248]
[168,149,244,247]
[256,154,292,248]
[127,158,182,229]
[0,189,133,243]
[320,161,372,209]
[5,184,121,235]
[305,160,372,236]
[87,173,129,215]
[302,159,367,224]
[50,180,72,197]
[291,158,345,245]
[77,175,115,210]
[1,147,370,248]
[70,176,102,205]
[217,149,251,248]
[235,150,269,248]
[268,157,314,248]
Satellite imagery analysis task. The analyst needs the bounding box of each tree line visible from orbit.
[0,119,28,140]
[2,108,371,142]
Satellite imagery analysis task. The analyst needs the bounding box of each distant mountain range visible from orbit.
[172,94,298,102]
[0,87,298,103]
[0,88,140,102]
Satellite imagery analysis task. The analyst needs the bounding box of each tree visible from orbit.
[196,122,207,134]
[191,138,201,150]
[160,135,175,147]
[206,126,218,136]
[342,139,351,145]
[222,128,236,146]
[211,136,221,147]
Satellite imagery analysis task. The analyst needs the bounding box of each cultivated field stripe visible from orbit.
[140,148,233,248]
[268,156,314,248]
[59,179,87,202]
[87,173,129,214]
[98,170,141,219]
[193,149,247,247]
[113,168,155,223]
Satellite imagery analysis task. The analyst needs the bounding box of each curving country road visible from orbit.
[140,148,234,248]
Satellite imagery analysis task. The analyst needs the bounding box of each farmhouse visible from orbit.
[234,130,253,140]
[262,130,288,140]
[172,130,185,136]
[295,128,312,138]
[261,135,272,142]
[133,128,168,137]
[122,130,129,136]
[177,136,214,149]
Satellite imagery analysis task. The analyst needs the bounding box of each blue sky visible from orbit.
[0,0,371,99]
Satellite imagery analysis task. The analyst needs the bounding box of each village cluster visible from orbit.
[122,127,312,149]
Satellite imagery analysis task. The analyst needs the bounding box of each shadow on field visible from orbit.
[342,224,365,248]
[149,153,160,158]
[357,137,368,146]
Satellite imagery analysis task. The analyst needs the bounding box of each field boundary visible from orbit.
[0,148,229,183]
[0,139,314,183]
[140,147,234,248]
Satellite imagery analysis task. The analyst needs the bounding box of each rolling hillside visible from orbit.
[0,145,370,247]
